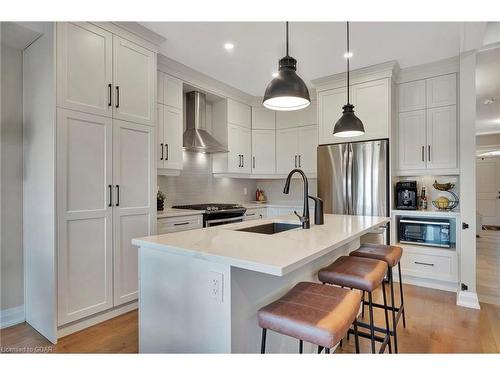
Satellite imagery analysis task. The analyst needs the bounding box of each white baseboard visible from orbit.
[0,305,25,329]
[456,291,481,310]
[57,301,137,338]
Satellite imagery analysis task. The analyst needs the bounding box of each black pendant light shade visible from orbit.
[333,22,365,137]
[263,22,311,111]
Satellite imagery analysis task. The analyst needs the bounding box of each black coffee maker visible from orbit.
[395,181,418,210]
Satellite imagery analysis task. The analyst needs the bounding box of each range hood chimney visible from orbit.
[183,91,228,153]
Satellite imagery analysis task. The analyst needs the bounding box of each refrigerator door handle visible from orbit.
[346,143,353,215]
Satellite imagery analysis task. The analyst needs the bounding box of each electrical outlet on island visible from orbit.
[208,271,224,302]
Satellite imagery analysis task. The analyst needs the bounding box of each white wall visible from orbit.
[1,45,24,312]
[158,151,257,205]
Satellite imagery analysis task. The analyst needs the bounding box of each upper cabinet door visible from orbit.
[276,128,299,174]
[112,120,155,306]
[113,36,156,126]
[57,22,113,117]
[318,87,348,144]
[157,104,165,169]
[227,99,251,128]
[351,78,390,141]
[276,100,316,129]
[163,75,183,109]
[163,106,184,170]
[426,74,456,108]
[252,129,276,174]
[398,80,426,112]
[298,125,318,174]
[227,123,251,173]
[397,110,427,171]
[252,107,276,130]
[426,105,457,170]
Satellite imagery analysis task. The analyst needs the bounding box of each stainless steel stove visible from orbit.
[172,203,247,227]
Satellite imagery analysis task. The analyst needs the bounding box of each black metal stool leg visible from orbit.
[382,280,392,354]
[361,291,366,318]
[353,319,360,354]
[398,262,406,328]
[261,328,267,354]
[368,292,376,354]
[325,347,330,354]
[299,340,303,354]
[389,268,399,353]
[318,346,324,354]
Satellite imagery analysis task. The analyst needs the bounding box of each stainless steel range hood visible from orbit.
[183,91,228,153]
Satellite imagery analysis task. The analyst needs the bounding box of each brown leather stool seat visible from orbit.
[257,282,361,349]
[318,256,388,292]
[350,243,403,267]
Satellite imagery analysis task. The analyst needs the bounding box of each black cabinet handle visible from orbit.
[421,146,425,162]
[294,155,297,168]
[298,155,301,168]
[160,143,164,160]
[173,222,189,226]
[108,84,112,107]
[238,154,242,168]
[116,185,120,206]
[242,155,244,167]
[414,261,434,267]
[115,86,120,108]
[165,144,169,161]
[108,184,113,207]
[428,145,431,161]
[253,156,255,169]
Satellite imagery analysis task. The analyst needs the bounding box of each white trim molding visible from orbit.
[0,305,25,329]
[456,291,481,310]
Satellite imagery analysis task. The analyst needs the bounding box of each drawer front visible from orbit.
[400,250,457,282]
[157,215,203,234]
[244,208,266,221]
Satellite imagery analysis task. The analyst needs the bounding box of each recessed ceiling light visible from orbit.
[272,72,279,78]
[344,51,353,59]
[224,42,234,50]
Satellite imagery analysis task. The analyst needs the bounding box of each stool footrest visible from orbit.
[347,328,390,354]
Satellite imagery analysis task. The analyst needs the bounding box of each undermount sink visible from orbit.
[236,222,301,235]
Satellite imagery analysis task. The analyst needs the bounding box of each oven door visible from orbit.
[204,211,246,227]
[399,219,450,247]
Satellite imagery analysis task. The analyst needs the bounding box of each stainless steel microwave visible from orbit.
[399,218,451,248]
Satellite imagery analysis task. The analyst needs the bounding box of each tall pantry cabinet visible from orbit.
[23,22,157,342]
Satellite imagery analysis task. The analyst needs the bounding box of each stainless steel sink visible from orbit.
[236,222,301,235]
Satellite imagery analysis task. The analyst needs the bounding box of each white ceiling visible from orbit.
[476,47,500,135]
[141,22,464,96]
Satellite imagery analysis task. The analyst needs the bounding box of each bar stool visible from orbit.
[258,282,361,354]
[318,256,391,354]
[350,243,405,353]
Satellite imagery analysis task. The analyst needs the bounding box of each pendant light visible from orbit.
[263,22,311,111]
[333,22,365,137]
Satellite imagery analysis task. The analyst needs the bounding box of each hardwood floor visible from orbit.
[477,229,500,305]
[1,283,499,353]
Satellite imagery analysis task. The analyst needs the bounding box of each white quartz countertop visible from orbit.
[134,214,389,276]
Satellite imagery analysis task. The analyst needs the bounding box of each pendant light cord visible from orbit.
[347,21,350,104]
[286,21,289,56]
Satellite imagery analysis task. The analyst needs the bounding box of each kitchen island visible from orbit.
[132,214,389,353]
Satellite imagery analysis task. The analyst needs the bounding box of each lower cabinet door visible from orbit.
[112,120,155,306]
[57,109,114,325]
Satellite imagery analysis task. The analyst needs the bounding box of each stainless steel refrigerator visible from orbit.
[317,139,389,242]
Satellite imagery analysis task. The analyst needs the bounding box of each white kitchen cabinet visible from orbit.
[426,74,456,108]
[227,123,251,173]
[318,78,391,145]
[298,125,318,173]
[318,87,348,145]
[228,98,251,128]
[57,22,113,117]
[244,208,266,221]
[113,35,156,126]
[112,120,155,306]
[252,107,275,130]
[157,104,183,170]
[397,110,427,170]
[158,72,183,109]
[426,105,457,170]
[56,109,114,325]
[157,215,203,234]
[252,129,276,174]
[276,100,317,129]
[276,127,299,174]
[398,80,426,112]
[277,125,318,175]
